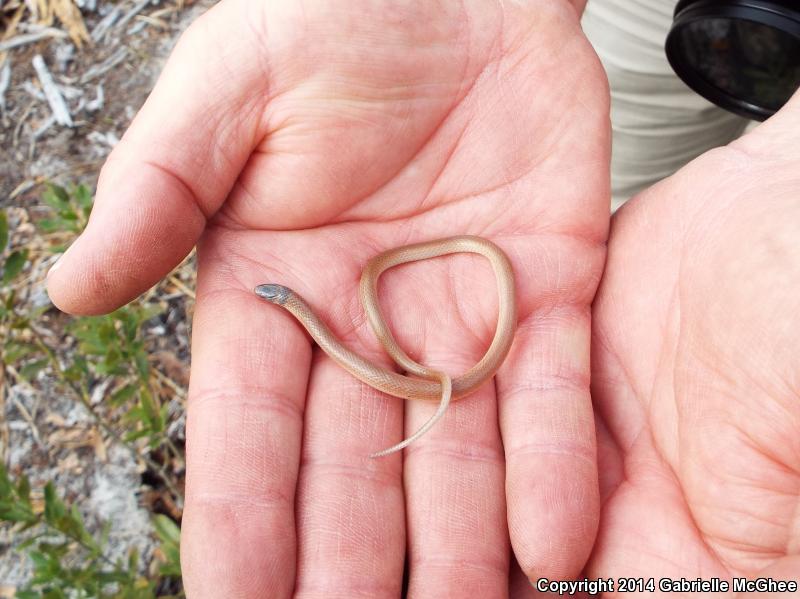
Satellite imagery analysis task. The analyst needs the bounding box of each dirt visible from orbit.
[1,0,214,202]
[1,0,210,589]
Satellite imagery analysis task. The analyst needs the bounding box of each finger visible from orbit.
[498,306,599,581]
[399,253,509,597]
[737,557,800,598]
[510,558,594,598]
[294,341,406,598]
[47,0,268,315]
[180,236,309,598]
[404,376,508,596]
[509,552,537,599]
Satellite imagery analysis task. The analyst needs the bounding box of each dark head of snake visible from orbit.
[255,284,292,306]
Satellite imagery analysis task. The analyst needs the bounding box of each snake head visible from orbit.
[254,284,291,305]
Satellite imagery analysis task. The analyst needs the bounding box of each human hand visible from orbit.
[590,91,800,594]
[47,0,610,596]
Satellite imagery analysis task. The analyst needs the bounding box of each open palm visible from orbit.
[48,0,610,596]
[590,94,800,594]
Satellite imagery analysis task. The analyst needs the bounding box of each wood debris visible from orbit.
[116,0,154,31]
[0,28,68,52]
[47,424,102,451]
[31,53,73,126]
[79,46,127,83]
[0,61,9,111]
[84,82,102,110]
[88,4,120,42]
[0,3,25,67]
[51,0,90,46]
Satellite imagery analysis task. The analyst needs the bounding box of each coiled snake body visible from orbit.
[255,235,517,457]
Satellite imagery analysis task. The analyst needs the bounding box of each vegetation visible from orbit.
[1,183,186,597]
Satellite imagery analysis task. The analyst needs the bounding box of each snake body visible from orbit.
[255,235,517,457]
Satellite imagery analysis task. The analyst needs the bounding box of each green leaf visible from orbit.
[110,383,138,407]
[17,532,46,550]
[0,210,8,252]
[68,504,99,552]
[139,389,163,432]
[0,463,12,498]
[138,304,165,327]
[153,514,181,577]
[62,356,89,382]
[38,218,67,233]
[20,358,49,380]
[43,482,67,526]
[10,316,31,329]
[122,428,150,443]
[98,320,117,345]
[17,474,31,505]
[74,184,93,209]
[95,348,121,375]
[42,184,69,211]
[99,520,111,549]
[0,502,36,522]
[4,288,15,310]
[29,548,54,572]
[4,340,39,362]
[127,546,139,573]
[134,351,149,380]
[3,249,28,283]
[95,568,133,584]
[152,514,180,546]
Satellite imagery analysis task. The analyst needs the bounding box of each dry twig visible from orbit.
[32,53,73,127]
[0,28,67,52]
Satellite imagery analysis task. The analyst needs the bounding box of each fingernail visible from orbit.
[47,242,73,279]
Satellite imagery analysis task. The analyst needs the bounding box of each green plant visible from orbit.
[1,207,48,389]
[1,203,176,467]
[151,515,181,579]
[0,183,188,596]
[39,183,93,249]
[1,210,29,284]
[66,304,171,449]
[0,463,182,598]
[32,185,181,459]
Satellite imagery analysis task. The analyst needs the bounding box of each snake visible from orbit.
[255,235,517,458]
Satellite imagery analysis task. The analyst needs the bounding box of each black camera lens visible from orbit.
[666,0,800,120]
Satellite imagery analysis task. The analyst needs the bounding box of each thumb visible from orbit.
[46,0,267,315]
[731,85,800,161]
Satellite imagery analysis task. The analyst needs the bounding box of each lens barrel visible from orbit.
[666,0,800,120]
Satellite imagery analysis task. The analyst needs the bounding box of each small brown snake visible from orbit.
[255,235,517,458]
